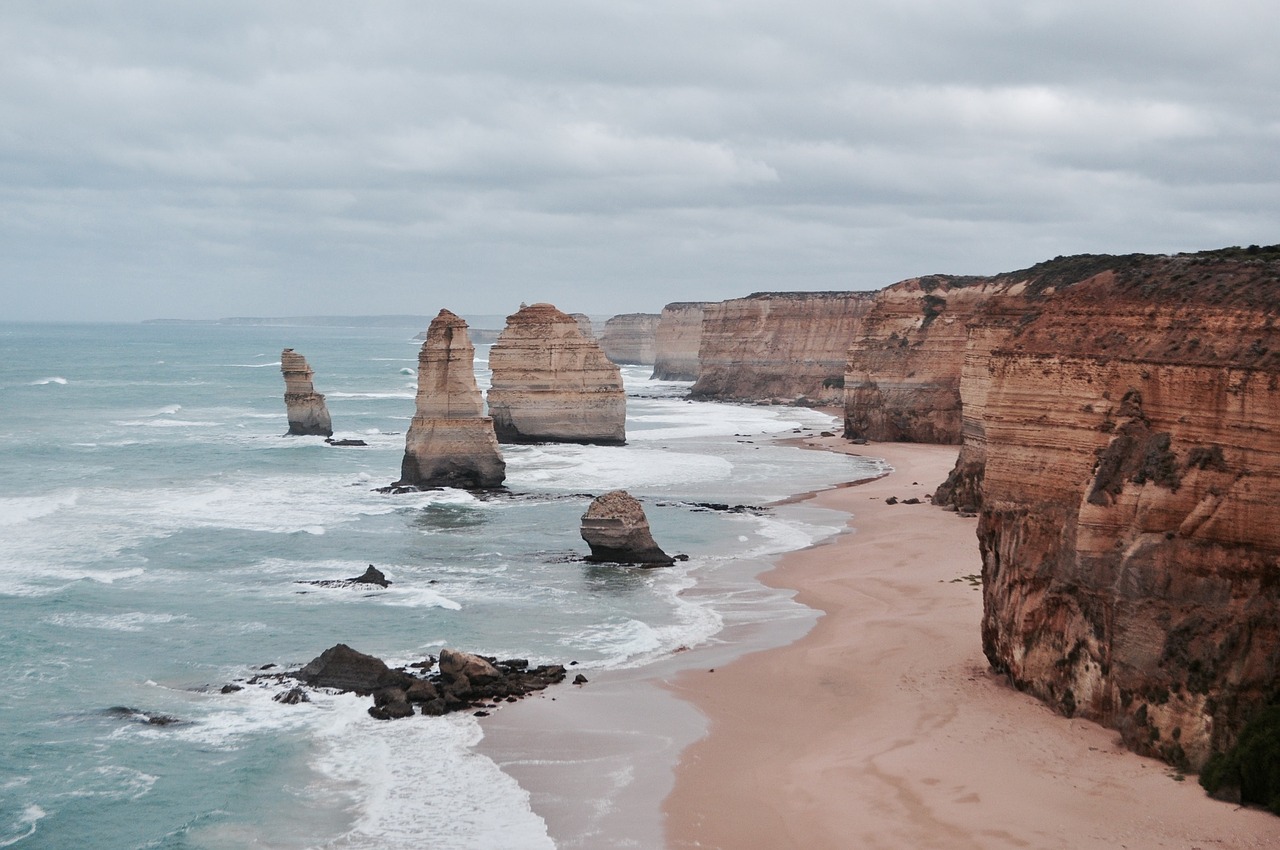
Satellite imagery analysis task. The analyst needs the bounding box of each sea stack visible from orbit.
[651,302,709,381]
[599,313,660,365]
[580,490,673,566]
[487,303,626,445]
[280,349,333,437]
[398,309,506,489]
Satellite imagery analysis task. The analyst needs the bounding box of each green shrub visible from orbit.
[1199,706,1280,815]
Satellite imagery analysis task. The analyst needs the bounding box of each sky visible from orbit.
[3,1,1278,322]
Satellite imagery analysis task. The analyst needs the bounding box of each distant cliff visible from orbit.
[975,249,1280,771]
[599,313,660,365]
[691,292,874,404]
[651,302,709,381]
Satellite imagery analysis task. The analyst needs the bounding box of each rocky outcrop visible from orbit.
[280,349,333,436]
[580,490,673,566]
[570,312,596,339]
[651,302,710,381]
[284,644,568,719]
[691,292,874,404]
[599,313,660,365]
[399,309,506,489]
[975,248,1280,771]
[487,303,626,445]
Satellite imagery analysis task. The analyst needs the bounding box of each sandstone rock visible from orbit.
[487,303,626,445]
[280,349,333,436]
[691,292,874,404]
[651,302,710,381]
[974,248,1280,771]
[399,309,506,489]
[599,313,660,365]
[580,490,674,566]
[569,312,597,339]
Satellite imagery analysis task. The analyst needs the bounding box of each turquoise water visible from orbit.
[0,321,879,849]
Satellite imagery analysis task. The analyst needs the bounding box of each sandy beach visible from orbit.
[664,440,1279,849]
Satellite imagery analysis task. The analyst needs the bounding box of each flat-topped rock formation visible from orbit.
[974,248,1280,772]
[691,292,875,404]
[599,313,660,365]
[487,303,626,445]
[651,302,709,381]
[570,312,596,340]
[398,309,506,489]
[280,349,333,437]
[580,490,673,566]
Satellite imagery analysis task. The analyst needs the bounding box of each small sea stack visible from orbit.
[580,490,674,566]
[399,309,506,489]
[280,349,333,437]
[487,302,626,445]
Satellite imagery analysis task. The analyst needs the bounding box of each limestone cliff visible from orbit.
[651,302,709,381]
[975,249,1280,771]
[399,309,506,489]
[691,292,874,404]
[570,312,596,340]
[280,349,333,437]
[487,303,627,445]
[599,313,660,365]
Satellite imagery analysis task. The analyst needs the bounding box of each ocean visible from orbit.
[0,320,881,849]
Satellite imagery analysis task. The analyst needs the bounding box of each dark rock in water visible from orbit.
[300,565,392,590]
[580,490,674,566]
[104,706,182,726]
[273,687,309,705]
[325,437,369,447]
[294,644,412,695]
[280,644,568,721]
[220,684,243,694]
[349,565,390,587]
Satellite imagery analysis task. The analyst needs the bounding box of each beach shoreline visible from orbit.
[664,438,1279,849]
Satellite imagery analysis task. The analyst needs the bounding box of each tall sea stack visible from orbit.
[280,349,333,437]
[399,309,506,489]
[487,303,626,445]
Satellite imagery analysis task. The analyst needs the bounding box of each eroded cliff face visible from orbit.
[976,251,1280,770]
[692,292,874,404]
[651,302,709,381]
[281,349,333,437]
[487,303,626,445]
[399,310,505,489]
[599,313,660,365]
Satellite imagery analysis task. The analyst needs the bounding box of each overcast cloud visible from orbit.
[3,1,1277,321]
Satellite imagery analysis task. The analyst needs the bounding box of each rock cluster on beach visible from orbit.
[399,309,506,489]
[580,490,674,566]
[274,643,569,719]
[487,302,626,445]
[280,349,333,437]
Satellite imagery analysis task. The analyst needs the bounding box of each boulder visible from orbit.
[293,644,410,694]
[580,490,674,566]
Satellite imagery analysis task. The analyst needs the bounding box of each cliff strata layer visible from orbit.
[599,313,660,365]
[280,349,333,437]
[975,250,1280,771]
[651,302,709,381]
[487,303,626,445]
[399,309,506,489]
[692,292,874,404]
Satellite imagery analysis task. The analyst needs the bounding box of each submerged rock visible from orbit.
[398,309,506,489]
[280,349,333,437]
[580,490,674,566]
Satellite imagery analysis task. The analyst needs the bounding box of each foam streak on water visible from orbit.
[0,324,877,849]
